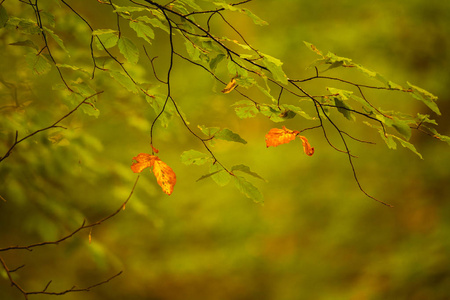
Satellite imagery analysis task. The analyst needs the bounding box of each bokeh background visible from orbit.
[1,0,450,299]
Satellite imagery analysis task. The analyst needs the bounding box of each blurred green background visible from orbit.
[1,0,449,299]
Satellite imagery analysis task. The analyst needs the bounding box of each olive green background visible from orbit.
[1,0,449,299]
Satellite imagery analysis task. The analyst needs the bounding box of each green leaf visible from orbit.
[242,8,268,26]
[231,165,266,181]
[0,5,9,28]
[261,54,288,84]
[145,92,173,127]
[92,29,118,35]
[334,98,355,121]
[407,82,440,115]
[109,70,138,93]
[118,37,139,64]
[196,170,222,182]
[209,53,225,71]
[215,128,247,144]
[259,105,286,122]
[303,41,323,56]
[227,59,248,77]
[43,27,69,54]
[392,118,412,140]
[391,135,423,159]
[282,104,314,120]
[210,163,231,186]
[25,52,51,75]
[423,126,450,146]
[178,0,202,10]
[233,100,259,119]
[93,29,119,49]
[180,150,211,165]
[136,16,170,34]
[198,125,220,137]
[184,40,201,61]
[113,4,147,13]
[129,20,154,44]
[9,39,38,50]
[234,176,263,203]
[41,11,55,27]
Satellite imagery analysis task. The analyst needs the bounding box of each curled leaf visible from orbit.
[265,126,299,147]
[221,77,237,94]
[299,136,314,156]
[131,153,176,195]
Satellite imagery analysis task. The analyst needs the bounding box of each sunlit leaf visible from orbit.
[0,5,9,28]
[109,70,138,93]
[153,158,177,195]
[261,53,288,84]
[265,126,299,147]
[131,153,176,195]
[299,136,314,156]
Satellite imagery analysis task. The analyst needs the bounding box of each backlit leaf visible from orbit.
[109,70,138,93]
[118,37,139,64]
[210,163,231,186]
[153,159,177,195]
[233,100,259,119]
[0,5,9,28]
[265,126,299,147]
[129,20,154,44]
[25,52,51,75]
[261,53,288,85]
[234,176,263,203]
[131,153,176,195]
[407,82,440,115]
[231,164,266,181]
[180,150,211,165]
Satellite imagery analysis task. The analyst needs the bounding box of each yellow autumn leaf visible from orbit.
[152,158,177,195]
[221,77,237,94]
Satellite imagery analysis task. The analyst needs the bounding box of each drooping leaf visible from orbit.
[265,126,299,147]
[180,150,211,165]
[153,158,177,195]
[196,170,222,182]
[109,70,138,93]
[234,176,263,203]
[241,8,268,26]
[261,53,288,85]
[129,20,155,44]
[424,126,450,145]
[391,136,423,159]
[43,26,69,54]
[221,77,237,94]
[118,37,139,64]
[407,82,440,115]
[113,4,148,13]
[93,29,119,49]
[25,52,51,75]
[131,153,176,195]
[136,16,170,34]
[131,153,157,173]
[209,53,225,71]
[392,118,412,140]
[210,163,231,186]
[215,128,247,144]
[231,164,266,181]
[0,5,9,28]
[299,136,314,156]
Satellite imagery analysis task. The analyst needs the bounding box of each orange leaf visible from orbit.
[151,144,159,154]
[152,158,176,195]
[221,77,237,94]
[265,126,299,147]
[131,153,156,173]
[299,136,314,156]
[131,153,176,195]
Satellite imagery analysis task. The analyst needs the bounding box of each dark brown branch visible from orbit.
[0,91,103,163]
